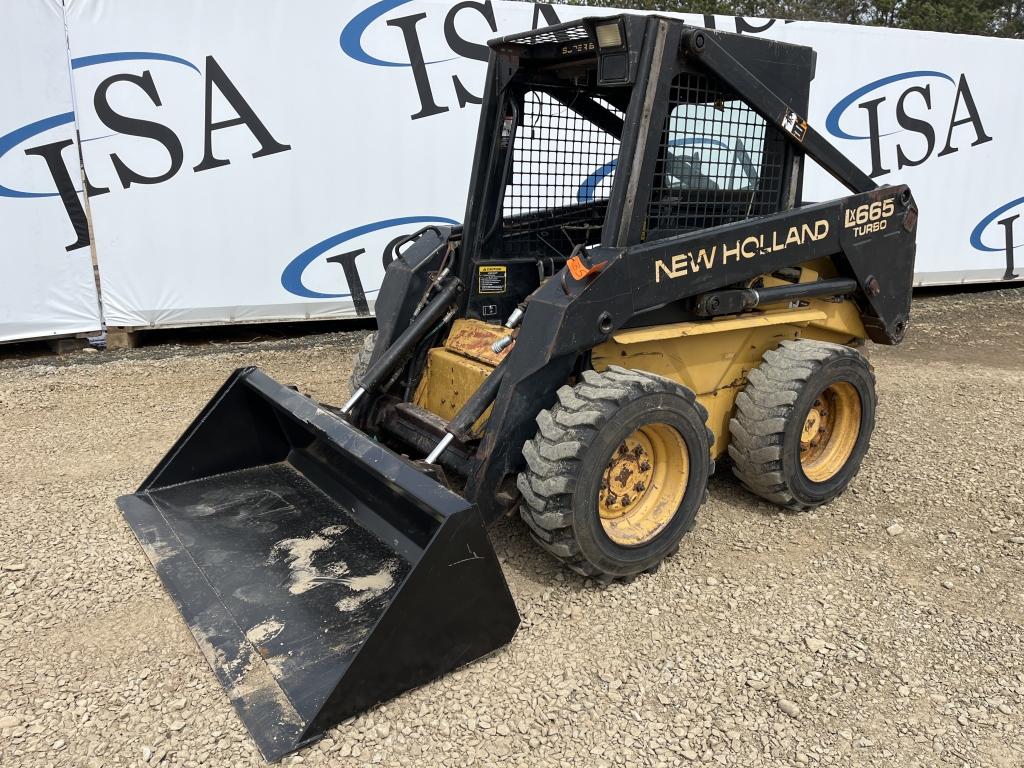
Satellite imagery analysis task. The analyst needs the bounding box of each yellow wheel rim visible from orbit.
[799,381,862,483]
[598,423,688,547]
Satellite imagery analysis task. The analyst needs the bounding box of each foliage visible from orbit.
[574,0,1024,37]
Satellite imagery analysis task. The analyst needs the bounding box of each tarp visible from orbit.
[0,0,101,342]
[769,20,1024,285]
[8,1,1024,336]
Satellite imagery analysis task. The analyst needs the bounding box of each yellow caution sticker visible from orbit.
[478,265,507,294]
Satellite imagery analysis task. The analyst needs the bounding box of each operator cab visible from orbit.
[458,15,814,324]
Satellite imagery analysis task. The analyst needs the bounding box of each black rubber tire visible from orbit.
[728,340,877,511]
[517,366,713,580]
[348,331,377,394]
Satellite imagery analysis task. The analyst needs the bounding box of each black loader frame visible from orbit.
[361,15,915,522]
[118,15,916,762]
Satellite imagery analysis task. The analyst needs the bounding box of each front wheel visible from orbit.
[348,331,377,395]
[517,366,713,580]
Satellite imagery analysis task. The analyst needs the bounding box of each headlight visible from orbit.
[595,20,624,50]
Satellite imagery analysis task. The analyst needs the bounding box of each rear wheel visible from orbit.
[729,340,876,510]
[517,366,713,580]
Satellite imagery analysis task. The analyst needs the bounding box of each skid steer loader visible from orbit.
[118,15,916,761]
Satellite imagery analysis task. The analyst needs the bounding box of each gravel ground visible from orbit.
[1,287,1022,768]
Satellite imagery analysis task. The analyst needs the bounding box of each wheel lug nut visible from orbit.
[634,482,645,492]
[639,461,651,472]
[607,493,618,504]
[620,495,631,505]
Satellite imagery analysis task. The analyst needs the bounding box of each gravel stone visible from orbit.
[1,290,1023,767]
[804,636,826,653]
[886,523,905,536]
[778,699,801,717]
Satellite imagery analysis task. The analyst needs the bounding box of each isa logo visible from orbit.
[281,216,459,311]
[825,70,991,178]
[339,1,788,123]
[339,0,532,121]
[0,52,290,252]
[970,198,1024,281]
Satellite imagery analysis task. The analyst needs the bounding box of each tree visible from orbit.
[564,0,1023,37]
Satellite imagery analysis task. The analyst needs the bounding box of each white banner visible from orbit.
[0,0,101,343]
[57,1,1024,329]
[765,21,1024,285]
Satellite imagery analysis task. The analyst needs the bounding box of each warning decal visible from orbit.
[478,265,507,294]
[781,108,808,142]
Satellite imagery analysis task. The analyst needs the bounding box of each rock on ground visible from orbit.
[1,289,1023,767]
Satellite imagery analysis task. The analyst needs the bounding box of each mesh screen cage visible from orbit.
[500,91,623,260]
[645,72,787,238]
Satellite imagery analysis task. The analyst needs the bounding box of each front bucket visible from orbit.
[117,367,520,761]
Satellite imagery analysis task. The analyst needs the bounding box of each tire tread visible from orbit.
[518,366,713,579]
[348,331,377,394]
[729,340,875,511]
